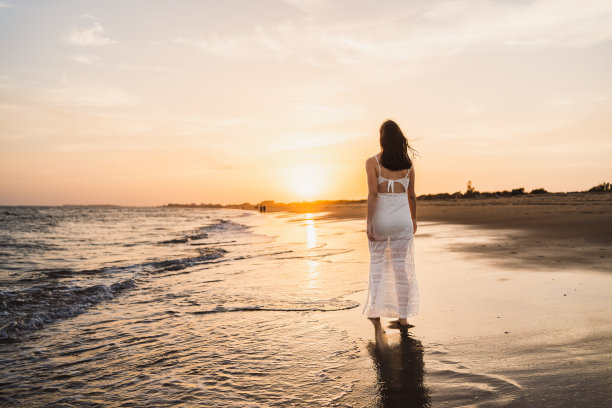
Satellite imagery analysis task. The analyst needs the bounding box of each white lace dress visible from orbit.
[362,155,419,319]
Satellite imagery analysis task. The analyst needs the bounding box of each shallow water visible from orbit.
[0,207,370,406]
[1,206,610,407]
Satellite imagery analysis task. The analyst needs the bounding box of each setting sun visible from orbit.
[285,166,326,200]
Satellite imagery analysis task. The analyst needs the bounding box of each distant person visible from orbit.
[363,119,419,328]
[263,205,266,213]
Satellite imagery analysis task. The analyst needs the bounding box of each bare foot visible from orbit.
[389,318,414,329]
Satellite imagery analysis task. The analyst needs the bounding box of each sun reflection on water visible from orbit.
[305,213,317,249]
[305,213,320,290]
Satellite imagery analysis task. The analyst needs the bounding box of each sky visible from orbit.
[1,0,611,206]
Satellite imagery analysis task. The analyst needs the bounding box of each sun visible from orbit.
[287,166,325,200]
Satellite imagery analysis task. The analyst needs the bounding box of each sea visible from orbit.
[0,206,378,407]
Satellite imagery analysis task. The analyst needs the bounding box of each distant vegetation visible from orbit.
[588,182,611,193]
[395,181,609,201]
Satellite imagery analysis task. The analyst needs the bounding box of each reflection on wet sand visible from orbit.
[368,319,431,408]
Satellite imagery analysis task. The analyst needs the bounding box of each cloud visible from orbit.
[0,74,11,89]
[36,80,139,108]
[269,130,366,151]
[115,63,173,72]
[465,104,480,115]
[51,142,153,153]
[174,34,259,60]
[71,54,99,64]
[0,2,14,8]
[289,102,364,124]
[277,0,330,13]
[176,0,612,67]
[63,22,116,46]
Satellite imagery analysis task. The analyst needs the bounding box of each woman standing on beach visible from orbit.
[363,119,419,327]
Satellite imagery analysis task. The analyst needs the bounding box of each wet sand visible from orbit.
[304,219,612,407]
[261,194,612,406]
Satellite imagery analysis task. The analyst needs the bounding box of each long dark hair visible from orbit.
[379,119,417,170]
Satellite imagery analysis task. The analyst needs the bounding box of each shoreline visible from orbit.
[265,193,612,273]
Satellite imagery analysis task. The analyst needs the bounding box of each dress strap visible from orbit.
[373,155,382,176]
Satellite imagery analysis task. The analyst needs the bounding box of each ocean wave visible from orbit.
[157,219,250,245]
[0,239,64,252]
[142,248,228,273]
[0,278,136,341]
[191,298,360,314]
[22,247,230,282]
[1,245,231,340]
[201,219,250,233]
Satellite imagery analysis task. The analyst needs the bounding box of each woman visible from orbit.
[363,119,419,328]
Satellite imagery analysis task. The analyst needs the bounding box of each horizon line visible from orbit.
[2,182,609,208]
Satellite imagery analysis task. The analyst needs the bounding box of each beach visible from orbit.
[1,197,611,407]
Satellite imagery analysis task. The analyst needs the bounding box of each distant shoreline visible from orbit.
[160,186,611,211]
[1,183,608,209]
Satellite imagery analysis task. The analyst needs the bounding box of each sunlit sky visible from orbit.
[1,0,611,206]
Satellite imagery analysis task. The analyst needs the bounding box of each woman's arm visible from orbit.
[408,166,417,233]
[366,158,379,241]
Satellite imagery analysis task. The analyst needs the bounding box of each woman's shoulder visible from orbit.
[365,154,378,164]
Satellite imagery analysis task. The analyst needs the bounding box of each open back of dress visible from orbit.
[374,154,410,194]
